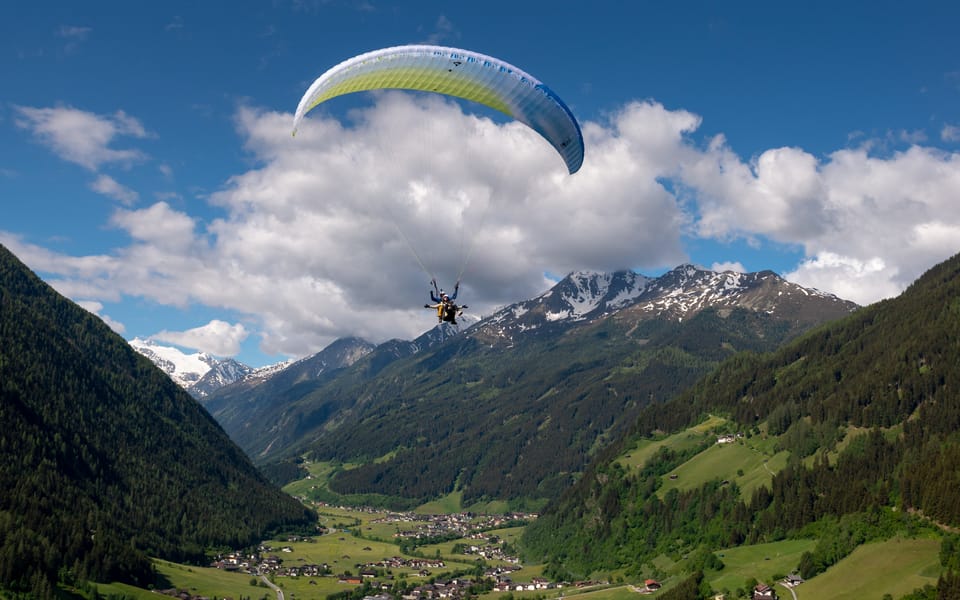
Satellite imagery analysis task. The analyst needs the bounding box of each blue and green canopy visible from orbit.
[293,45,584,174]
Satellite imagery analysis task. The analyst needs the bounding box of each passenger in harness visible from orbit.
[424,282,467,325]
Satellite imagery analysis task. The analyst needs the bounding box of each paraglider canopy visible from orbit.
[292,44,584,174]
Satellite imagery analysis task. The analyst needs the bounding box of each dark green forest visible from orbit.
[284,305,834,506]
[523,252,960,595]
[0,245,315,598]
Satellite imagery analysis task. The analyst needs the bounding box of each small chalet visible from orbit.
[753,583,777,600]
[644,579,661,592]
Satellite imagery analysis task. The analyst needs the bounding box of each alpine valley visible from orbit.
[9,234,960,599]
[193,265,858,507]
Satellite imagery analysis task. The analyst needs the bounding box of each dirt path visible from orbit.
[261,575,284,600]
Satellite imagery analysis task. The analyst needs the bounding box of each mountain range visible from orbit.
[193,264,857,507]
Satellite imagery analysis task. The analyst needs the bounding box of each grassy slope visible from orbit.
[93,560,261,600]
[795,538,940,600]
[657,442,789,499]
[620,415,727,469]
[707,539,816,593]
[616,415,789,501]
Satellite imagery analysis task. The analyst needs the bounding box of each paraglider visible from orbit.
[424,280,467,325]
[292,45,583,322]
[292,44,584,174]
[425,295,467,325]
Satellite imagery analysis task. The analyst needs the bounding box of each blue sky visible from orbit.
[3,1,959,367]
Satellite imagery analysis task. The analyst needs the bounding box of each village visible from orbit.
[205,509,577,599]
[209,543,571,599]
[369,510,537,541]
[204,507,796,600]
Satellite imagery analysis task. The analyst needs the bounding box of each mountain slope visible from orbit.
[217,265,856,506]
[199,336,377,456]
[522,251,960,581]
[0,244,314,595]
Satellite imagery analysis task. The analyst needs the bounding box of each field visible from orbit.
[656,442,789,499]
[418,525,527,570]
[620,415,727,470]
[706,539,816,594]
[88,559,272,600]
[618,413,789,501]
[795,537,940,600]
[282,460,346,498]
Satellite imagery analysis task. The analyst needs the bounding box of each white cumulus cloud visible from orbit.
[90,174,139,205]
[152,320,249,356]
[13,105,148,171]
[6,96,960,359]
[711,261,746,273]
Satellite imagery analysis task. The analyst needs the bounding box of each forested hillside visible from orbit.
[0,244,314,598]
[300,304,844,506]
[522,252,960,589]
[318,309,785,500]
[208,267,853,509]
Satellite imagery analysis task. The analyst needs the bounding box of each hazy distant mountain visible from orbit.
[210,264,857,505]
[0,243,314,595]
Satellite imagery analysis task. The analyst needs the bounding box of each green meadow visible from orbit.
[134,559,269,600]
[407,525,529,572]
[656,442,789,499]
[620,415,727,470]
[706,539,816,594]
[795,537,940,600]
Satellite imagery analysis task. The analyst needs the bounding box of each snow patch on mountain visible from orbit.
[471,265,855,345]
[129,337,275,397]
[559,271,612,318]
[129,337,217,388]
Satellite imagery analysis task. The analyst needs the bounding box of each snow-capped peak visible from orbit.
[128,337,257,397]
[129,337,217,388]
[477,270,651,340]
[470,265,857,345]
